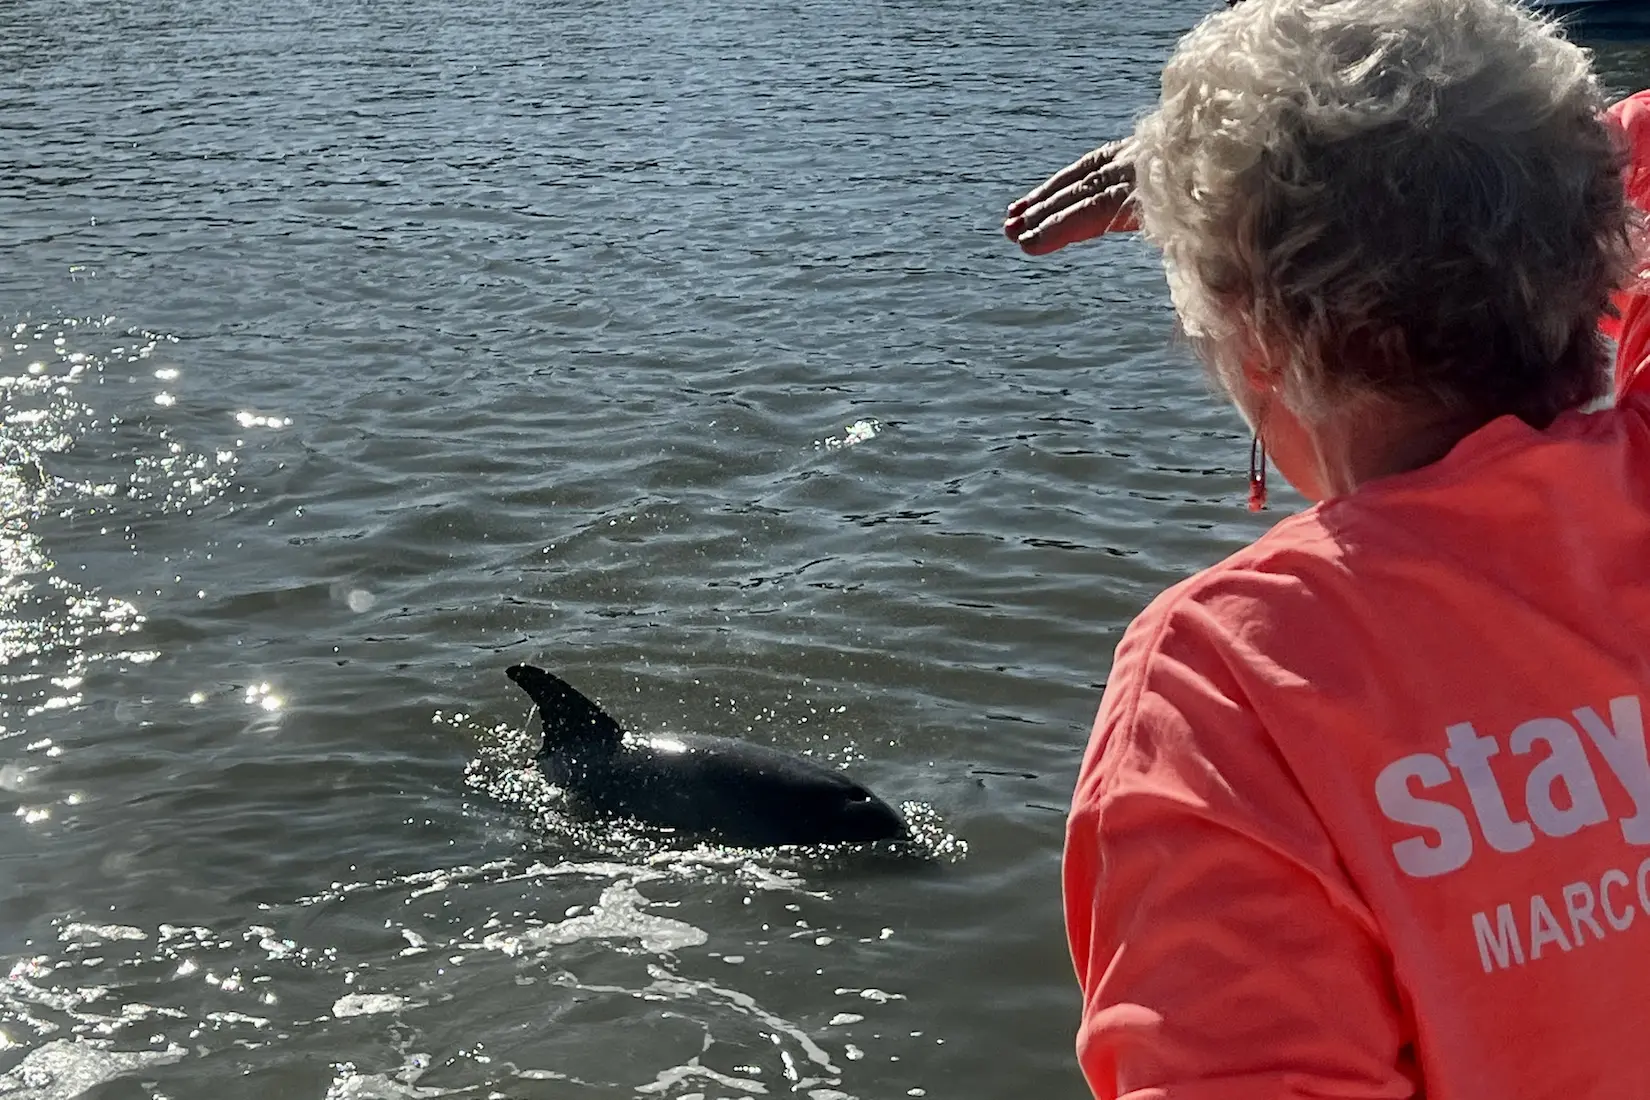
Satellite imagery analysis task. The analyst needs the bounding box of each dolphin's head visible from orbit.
[814,782,907,844]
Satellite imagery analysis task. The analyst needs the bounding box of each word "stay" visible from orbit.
[1375,696,1650,878]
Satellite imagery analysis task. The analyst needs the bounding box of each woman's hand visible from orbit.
[1002,138,1140,255]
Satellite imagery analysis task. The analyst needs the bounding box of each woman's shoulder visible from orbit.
[1126,511,1344,645]
[1096,514,1344,735]
[1078,518,1343,815]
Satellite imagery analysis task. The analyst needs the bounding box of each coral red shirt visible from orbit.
[1064,90,1650,1100]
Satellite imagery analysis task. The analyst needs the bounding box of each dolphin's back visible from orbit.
[581,733,902,847]
[506,664,906,847]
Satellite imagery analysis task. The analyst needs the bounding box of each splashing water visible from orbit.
[817,419,883,450]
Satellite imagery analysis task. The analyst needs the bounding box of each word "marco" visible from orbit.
[1472,857,1650,973]
[1375,696,1649,879]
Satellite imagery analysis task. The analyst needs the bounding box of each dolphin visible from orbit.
[505,664,907,847]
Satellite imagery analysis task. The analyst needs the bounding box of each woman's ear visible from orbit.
[1225,325,1284,419]
[1239,357,1276,397]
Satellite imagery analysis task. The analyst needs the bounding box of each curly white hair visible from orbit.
[1131,0,1634,424]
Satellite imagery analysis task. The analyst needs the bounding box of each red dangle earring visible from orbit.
[1247,431,1268,512]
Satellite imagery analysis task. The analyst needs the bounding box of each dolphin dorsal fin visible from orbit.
[505,665,624,755]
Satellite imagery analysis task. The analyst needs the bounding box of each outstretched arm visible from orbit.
[1003,138,1141,255]
[1004,0,1249,255]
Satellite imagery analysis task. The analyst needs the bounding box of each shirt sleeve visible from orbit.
[1064,601,1414,1100]
[1605,91,1650,400]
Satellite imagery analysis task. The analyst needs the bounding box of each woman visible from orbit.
[1011,0,1650,1096]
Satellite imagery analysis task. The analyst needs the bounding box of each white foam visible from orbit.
[58,923,145,944]
[0,1039,183,1099]
[835,987,906,1004]
[637,1058,769,1095]
[642,965,840,1081]
[322,1074,453,1100]
[331,994,410,1018]
[482,882,706,956]
[322,1055,451,1100]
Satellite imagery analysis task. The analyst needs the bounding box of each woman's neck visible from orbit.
[1272,398,1492,501]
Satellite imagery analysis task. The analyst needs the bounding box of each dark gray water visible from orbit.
[4,1,1650,1097]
